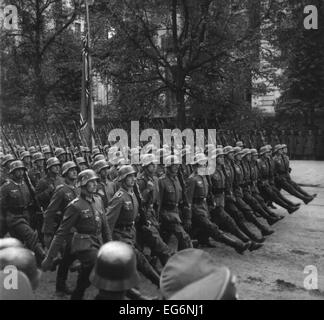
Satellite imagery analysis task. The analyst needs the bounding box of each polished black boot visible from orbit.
[217,233,251,255]
[249,242,263,252]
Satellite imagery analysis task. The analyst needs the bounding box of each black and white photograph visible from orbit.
[0,0,323,303]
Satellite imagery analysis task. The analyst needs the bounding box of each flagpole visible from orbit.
[85,0,95,151]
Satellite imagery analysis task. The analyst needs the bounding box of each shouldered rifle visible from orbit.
[44,124,55,156]
[33,129,43,152]
[133,182,150,227]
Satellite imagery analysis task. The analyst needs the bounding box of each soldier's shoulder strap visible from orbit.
[55,184,65,192]
[65,198,79,210]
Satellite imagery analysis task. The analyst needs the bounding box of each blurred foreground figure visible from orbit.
[160,248,238,300]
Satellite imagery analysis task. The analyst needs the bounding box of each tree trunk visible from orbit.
[176,88,186,129]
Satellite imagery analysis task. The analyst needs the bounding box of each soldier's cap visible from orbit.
[20,151,31,160]
[46,157,61,170]
[223,146,234,155]
[259,146,270,155]
[193,153,207,165]
[76,157,87,165]
[90,242,139,292]
[93,160,110,173]
[0,271,34,300]
[9,160,27,174]
[169,267,238,300]
[118,165,136,181]
[33,152,45,162]
[0,247,42,291]
[233,147,244,156]
[250,149,258,156]
[62,161,78,176]
[241,149,252,158]
[1,154,16,167]
[94,154,105,163]
[274,144,284,153]
[141,154,158,167]
[211,148,224,159]
[236,141,244,148]
[161,249,235,300]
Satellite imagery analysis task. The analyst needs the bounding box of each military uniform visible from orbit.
[224,156,274,236]
[35,173,64,210]
[107,187,161,286]
[137,172,173,266]
[29,167,46,188]
[96,177,116,209]
[158,174,192,250]
[0,179,44,261]
[46,193,111,300]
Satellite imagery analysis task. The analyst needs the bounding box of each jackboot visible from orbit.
[217,233,251,255]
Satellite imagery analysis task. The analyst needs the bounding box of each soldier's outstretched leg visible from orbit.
[235,197,274,236]
[192,212,250,254]
[278,178,314,204]
[253,192,285,220]
[289,179,317,199]
[138,224,173,266]
[211,207,263,251]
[225,201,265,243]
[259,184,299,214]
[243,192,280,225]
[135,248,160,287]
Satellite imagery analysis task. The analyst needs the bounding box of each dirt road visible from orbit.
[35,161,324,300]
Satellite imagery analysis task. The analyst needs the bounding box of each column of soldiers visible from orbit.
[0,133,317,300]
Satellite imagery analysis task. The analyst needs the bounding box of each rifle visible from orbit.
[58,121,81,172]
[33,129,43,153]
[133,182,150,227]
[18,127,28,150]
[44,124,55,156]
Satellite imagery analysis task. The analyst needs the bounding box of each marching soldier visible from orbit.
[274,145,316,204]
[43,161,80,296]
[1,154,15,186]
[29,152,46,187]
[76,157,88,171]
[35,157,64,210]
[158,155,193,251]
[42,169,112,300]
[107,165,161,287]
[55,148,69,164]
[210,149,262,250]
[0,160,46,264]
[257,146,300,214]
[94,160,116,209]
[137,154,173,266]
[186,153,251,254]
[20,151,33,171]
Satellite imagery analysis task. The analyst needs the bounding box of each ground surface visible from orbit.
[35,161,324,300]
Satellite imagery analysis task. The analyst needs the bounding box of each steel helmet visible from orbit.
[118,165,136,181]
[20,151,31,160]
[0,238,23,251]
[223,146,234,155]
[78,169,99,186]
[259,146,270,156]
[28,146,36,154]
[236,141,244,148]
[93,154,105,162]
[93,160,110,174]
[90,241,139,292]
[42,146,51,154]
[92,148,101,157]
[46,157,61,170]
[9,160,27,174]
[62,161,77,176]
[274,144,283,153]
[164,155,181,167]
[117,158,130,168]
[0,247,41,291]
[54,148,66,158]
[211,148,224,160]
[33,152,45,162]
[251,149,258,156]
[233,147,244,156]
[193,153,208,165]
[141,154,158,167]
[1,154,15,167]
[241,149,252,158]
[76,157,87,166]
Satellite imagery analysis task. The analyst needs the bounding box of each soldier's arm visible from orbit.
[106,194,123,232]
[43,188,64,236]
[47,203,80,259]
[185,176,196,206]
[100,199,112,242]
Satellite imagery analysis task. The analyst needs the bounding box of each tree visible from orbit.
[91,0,279,128]
[1,0,82,124]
